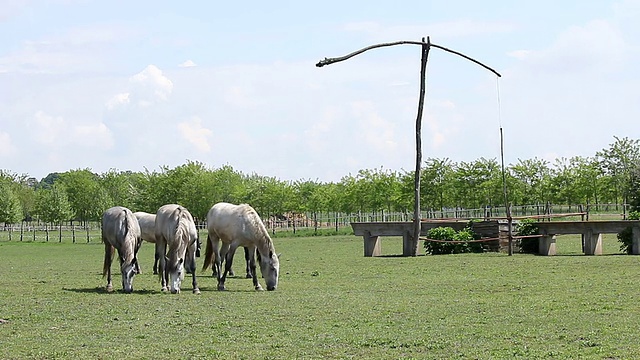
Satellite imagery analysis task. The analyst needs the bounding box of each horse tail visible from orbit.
[202,234,213,271]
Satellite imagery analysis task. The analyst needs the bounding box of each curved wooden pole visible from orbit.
[316,40,501,77]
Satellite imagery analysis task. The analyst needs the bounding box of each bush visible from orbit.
[617,211,640,254]
[423,226,483,255]
[517,218,539,254]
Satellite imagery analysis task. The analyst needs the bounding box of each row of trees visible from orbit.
[1,136,639,227]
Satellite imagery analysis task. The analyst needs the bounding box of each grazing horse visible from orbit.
[202,202,280,291]
[133,211,158,274]
[155,204,200,294]
[101,206,142,293]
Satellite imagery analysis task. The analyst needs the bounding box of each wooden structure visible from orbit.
[352,220,640,257]
[351,220,502,256]
[533,220,640,255]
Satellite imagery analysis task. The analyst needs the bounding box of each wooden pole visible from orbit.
[316,38,501,257]
[411,37,430,256]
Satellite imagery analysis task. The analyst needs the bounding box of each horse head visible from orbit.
[259,251,280,291]
[168,258,185,294]
[120,257,139,294]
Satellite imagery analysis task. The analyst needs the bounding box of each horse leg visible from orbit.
[220,243,234,277]
[248,246,263,291]
[244,247,253,279]
[104,242,115,292]
[187,241,200,294]
[219,243,238,291]
[153,251,159,275]
[211,237,225,290]
[156,239,168,292]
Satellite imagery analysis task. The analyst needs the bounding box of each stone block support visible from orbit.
[539,234,557,256]
[363,230,381,257]
[583,228,603,255]
[631,226,640,255]
[402,231,420,257]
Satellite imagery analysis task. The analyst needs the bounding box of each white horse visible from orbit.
[133,211,159,274]
[101,206,142,293]
[155,204,200,294]
[202,202,280,291]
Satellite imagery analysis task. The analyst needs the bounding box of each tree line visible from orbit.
[1,136,639,228]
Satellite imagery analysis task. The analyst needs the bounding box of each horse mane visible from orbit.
[119,209,137,266]
[167,206,191,272]
[243,204,276,256]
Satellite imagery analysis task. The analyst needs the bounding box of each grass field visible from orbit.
[1,233,640,359]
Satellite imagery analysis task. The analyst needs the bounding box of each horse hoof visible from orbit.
[229,271,235,277]
[106,286,114,293]
[161,287,168,292]
[255,285,264,291]
[153,271,158,275]
[245,274,253,279]
[193,288,201,295]
[217,285,226,291]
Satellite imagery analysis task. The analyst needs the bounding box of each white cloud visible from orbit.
[105,92,130,110]
[510,19,627,75]
[0,131,18,156]
[507,50,531,60]
[129,64,173,103]
[352,101,398,153]
[178,60,197,68]
[32,110,65,144]
[177,116,213,152]
[0,23,138,74]
[72,122,114,149]
[343,19,516,41]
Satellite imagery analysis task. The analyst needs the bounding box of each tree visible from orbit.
[60,169,111,224]
[34,183,73,224]
[39,172,61,189]
[596,136,640,205]
[34,182,73,242]
[420,158,454,210]
[509,158,551,205]
[0,182,23,226]
[628,164,640,212]
[100,169,138,210]
[1,170,36,221]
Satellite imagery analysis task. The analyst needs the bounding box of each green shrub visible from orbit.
[423,226,482,255]
[517,218,539,254]
[617,211,640,254]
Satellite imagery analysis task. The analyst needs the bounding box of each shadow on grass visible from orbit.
[545,253,628,257]
[377,254,427,258]
[62,286,260,294]
[62,287,157,295]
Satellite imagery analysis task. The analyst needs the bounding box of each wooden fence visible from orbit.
[0,203,633,242]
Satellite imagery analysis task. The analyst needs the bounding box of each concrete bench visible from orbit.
[533,220,640,255]
[351,221,484,256]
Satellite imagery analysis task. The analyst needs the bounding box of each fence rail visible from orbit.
[0,203,633,243]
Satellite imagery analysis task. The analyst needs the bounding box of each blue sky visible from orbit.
[1,0,639,182]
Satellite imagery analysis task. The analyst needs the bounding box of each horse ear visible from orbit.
[277,253,282,259]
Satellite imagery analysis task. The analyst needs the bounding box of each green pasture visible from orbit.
[1,234,640,359]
